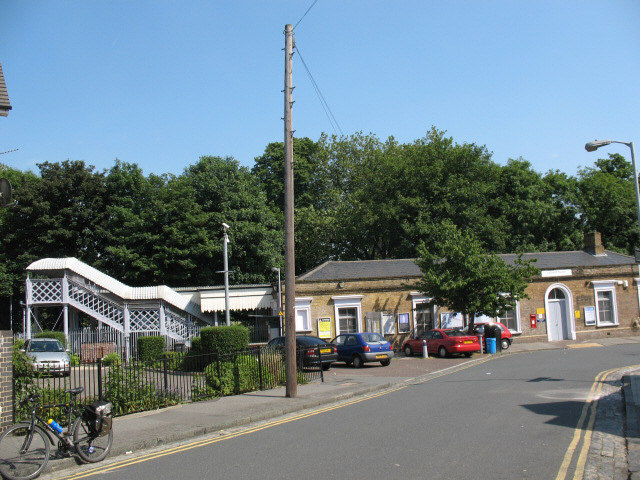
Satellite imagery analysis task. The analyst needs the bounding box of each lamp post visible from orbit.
[585,140,640,245]
[222,222,231,326]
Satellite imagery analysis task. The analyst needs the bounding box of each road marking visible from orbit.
[554,364,640,480]
[567,343,603,349]
[52,358,496,479]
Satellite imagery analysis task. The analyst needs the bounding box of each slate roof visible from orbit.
[0,63,11,117]
[297,250,636,282]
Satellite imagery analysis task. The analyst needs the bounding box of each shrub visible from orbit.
[35,330,66,347]
[104,363,181,415]
[70,354,80,367]
[102,352,121,366]
[137,336,165,362]
[203,353,275,396]
[200,325,249,355]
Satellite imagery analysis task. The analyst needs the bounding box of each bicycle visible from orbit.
[0,387,113,480]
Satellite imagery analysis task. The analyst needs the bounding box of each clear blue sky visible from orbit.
[1,1,639,177]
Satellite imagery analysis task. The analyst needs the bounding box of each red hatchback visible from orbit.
[402,329,481,358]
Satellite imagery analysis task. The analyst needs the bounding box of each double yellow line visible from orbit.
[56,358,491,479]
[554,365,638,480]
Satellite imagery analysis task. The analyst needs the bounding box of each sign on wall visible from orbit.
[317,318,332,338]
[398,313,410,333]
[440,312,464,328]
[584,306,596,326]
[382,312,395,335]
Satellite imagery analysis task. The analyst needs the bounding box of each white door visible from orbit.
[547,288,569,341]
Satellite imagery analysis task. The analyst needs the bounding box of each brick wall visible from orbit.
[295,263,640,346]
[0,331,13,432]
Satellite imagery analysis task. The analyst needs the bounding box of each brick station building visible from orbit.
[292,232,640,347]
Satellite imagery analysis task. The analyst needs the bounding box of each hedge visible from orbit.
[34,330,67,347]
[200,325,249,355]
[137,336,165,362]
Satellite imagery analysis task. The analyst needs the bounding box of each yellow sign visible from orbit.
[278,311,284,317]
[536,307,545,315]
[317,318,331,338]
[575,310,581,319]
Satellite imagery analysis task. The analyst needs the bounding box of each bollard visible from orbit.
[422,339,428,358]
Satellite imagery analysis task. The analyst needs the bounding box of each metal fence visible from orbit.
[14,346,324,422]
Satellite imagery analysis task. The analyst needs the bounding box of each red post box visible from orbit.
[530,314,537,329]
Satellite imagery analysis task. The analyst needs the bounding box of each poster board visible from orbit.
[584,306,596,326]
[317,317,332,338]
[440,312,464,328]
[382,312,396,335]
[398,313,410,333]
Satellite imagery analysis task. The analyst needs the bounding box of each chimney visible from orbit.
[584,231,605,256]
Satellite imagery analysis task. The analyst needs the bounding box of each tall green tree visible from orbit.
[415,221,539,330]
[577,153,637,254]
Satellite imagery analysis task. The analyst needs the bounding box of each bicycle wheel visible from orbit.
[0,423,50,480]
[72,417,112,463]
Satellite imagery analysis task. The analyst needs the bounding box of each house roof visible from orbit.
[0,64,11,117]
[297,250,636,282]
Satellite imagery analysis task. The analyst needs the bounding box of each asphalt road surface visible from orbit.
[48,344,640,480]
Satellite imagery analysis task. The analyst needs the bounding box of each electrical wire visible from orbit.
[294,0,319,30]
[294,45,344,136]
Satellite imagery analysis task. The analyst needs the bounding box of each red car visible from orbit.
[462,322,513,350]
[402,329,481,358]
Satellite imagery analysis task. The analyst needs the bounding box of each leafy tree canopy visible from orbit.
[415,221,539,327]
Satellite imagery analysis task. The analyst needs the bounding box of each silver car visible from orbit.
[23,338,71,376]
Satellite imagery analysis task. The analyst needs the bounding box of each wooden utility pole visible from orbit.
[283,23,297,398]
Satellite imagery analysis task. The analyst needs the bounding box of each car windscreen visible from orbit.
[28,340,64,352]
[443,330,469,337]
[361,333,385,343]
[297,336,327,346]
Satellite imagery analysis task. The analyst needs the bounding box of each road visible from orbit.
[47,344,640,479]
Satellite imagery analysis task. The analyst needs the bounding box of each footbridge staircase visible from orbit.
[25,258,213,355]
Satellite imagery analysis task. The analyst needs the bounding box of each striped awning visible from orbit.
[200,287,275,312]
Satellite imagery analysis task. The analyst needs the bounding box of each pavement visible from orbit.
[37,336,640,479]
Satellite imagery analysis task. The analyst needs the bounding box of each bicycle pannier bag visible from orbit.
[83,400,113,436]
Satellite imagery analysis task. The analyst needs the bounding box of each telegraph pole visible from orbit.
[284,23,297,398]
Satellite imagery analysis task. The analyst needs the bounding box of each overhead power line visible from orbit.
[294,0,319,30]
[295,45,344,136]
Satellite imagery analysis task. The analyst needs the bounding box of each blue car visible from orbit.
[331,332,395,368]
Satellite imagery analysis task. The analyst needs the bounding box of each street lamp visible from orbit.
[222,223,231,326]
[585,139,640,255]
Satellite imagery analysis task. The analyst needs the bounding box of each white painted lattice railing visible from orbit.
[30,279,63,304]
[68,279,125,331]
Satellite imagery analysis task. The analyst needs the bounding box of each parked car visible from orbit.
[22,338,71,376]
[331,332,394,368]
[461,322,513,350]
[402,329,481,358]
[266,335,338,370]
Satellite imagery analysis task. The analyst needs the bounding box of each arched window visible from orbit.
[548,288,565,300]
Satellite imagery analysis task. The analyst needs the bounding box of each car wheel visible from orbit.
[322,363,331,371]
[501,339,510,350]
[438,346,448,358]
[352,355,363,368]
[404,345,413,357]
[464,352,472,358]
[380,359,391,366]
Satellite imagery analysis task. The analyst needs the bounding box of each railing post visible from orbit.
[258,348,264,390]
[163,355,169,394]
[318,347,324,382]
[215,353,222,395]
[97,358,103,400]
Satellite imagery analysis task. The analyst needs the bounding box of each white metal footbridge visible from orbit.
[25,258,214,356]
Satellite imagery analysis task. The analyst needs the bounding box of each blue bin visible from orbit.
[486,337,497,354]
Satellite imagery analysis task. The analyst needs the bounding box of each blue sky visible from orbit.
[1,1,639,178]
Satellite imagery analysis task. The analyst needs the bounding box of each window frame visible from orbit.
[332,295,363,336]
[294,297,313,332]
[592,281,619,327]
